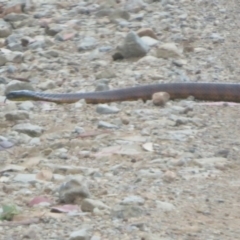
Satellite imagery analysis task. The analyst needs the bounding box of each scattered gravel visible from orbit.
[0,0,240,239]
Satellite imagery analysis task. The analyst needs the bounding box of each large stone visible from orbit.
[0,19,12,38]
[13,123,44,137]
[116,31,149,58]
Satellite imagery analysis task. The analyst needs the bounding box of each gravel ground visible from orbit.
[0,0,240,239]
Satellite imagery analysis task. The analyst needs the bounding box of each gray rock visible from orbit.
[95,68,116,79]
[13,174,36,183]
[43,50,59,58]
[28,40,46,49]
[13,123,44,137]
[210,33,224,43]
[55,29,77,42]
[90,236,101,240]
[95,83,109,92]
[5,80,34,95]
[156,43,182,59]
[137,169,163,179]
[81,198,109,212]
[121,195,145,205]
[114,19,129,27]
[95,8,113,18]
[5,33,22,45]
[124,0,147,13]
[111,205,144,219]
[78,37,97,51]
[29,137,41,146]
[96,104,120,114]
[7,65,17,73]
[12,19,32,29]
[4,51,23,63]
[88,49,102,61]
[38,80,57,90]
[0,19,12,38]
[7,42,23,51]
[156,201,176,212]
[45,24,64,36]
[69,228,91,240]
[0,77,7,84]
[98,121,119,129]
[215,149,229,158]
[158,129,197,141]
[98,46,112,52]
[109,9,130,21]
[58,178,91,203]
[5,110,29,121]
[34,10,53,19]
[0,53,7,66]
[141,36,159,47]
[4,13,29,22]
[116,31,149,58]
[193,157,228,168]
[169,106,190,114]
[18,101,35,111]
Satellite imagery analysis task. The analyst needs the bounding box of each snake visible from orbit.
[5,82,240,104]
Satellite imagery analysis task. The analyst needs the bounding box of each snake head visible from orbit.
[5,90,35,102]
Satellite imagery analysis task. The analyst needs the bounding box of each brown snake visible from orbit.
[5,82,240,104]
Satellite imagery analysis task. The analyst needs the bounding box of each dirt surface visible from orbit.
[0,0,240,239]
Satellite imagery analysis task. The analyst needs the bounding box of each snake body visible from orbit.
[5,83,240,104]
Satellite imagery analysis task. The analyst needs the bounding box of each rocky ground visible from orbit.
[0,0,240,239]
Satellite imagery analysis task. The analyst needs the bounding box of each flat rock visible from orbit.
[98,121,119,129]
[5,110,29,121]
[111,204,144,219]
[13,123,44,137]
[156,201,176,212]
[193,157,228,168]
[13,173,37,183]
[81,198,109,212]
[78,37,97,51]
[121,195,145,205]
[69,228,91,240]
[4,13,29,22]
[96,104,120,114]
